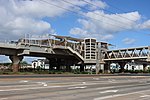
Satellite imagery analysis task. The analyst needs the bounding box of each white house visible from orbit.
[124,63,144,70]
[110,62,147,72]
[110,63,121,72]
[32,59,49,69]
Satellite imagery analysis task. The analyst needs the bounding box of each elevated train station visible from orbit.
[0,35,150,73]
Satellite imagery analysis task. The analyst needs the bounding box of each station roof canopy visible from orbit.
[50,34,84,42]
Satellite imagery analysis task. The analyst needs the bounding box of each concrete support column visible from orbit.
[143,64,147,72]
[96,63,100,74]
[118,62,126,73]
[66,59,71,72]
[66,65,71,72]
[100,63,104,73]
[80,64,84,72]
[56,58,60,70]
[9,55,23,72]
[96,63,104,74]
[147,46,150,62]
[48,59,52,71]
[104,62,110,73]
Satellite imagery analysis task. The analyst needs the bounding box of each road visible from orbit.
[0,75,150,100]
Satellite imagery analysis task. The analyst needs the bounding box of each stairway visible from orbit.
[67,46,84,61]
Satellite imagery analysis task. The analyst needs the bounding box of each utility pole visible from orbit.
[96,42,101,74]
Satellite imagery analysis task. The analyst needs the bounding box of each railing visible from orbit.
[67,46,84,61]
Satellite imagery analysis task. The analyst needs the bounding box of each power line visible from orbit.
[23,0,148,35]
[40,0,78,15]
[61,0,133,28]
[40,0,133,31]
[81,0,149,35]
[106,2,139,19]
[81,0,138,23]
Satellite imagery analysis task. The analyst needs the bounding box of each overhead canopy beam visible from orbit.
[49,34,84,42]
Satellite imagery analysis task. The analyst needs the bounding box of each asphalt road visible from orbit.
[0,75,150,100]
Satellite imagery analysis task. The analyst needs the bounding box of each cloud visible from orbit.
[5,0,72,18]
[140,20,150,29]
[70,27,114,41]
[84,0,108,10]
[70,28,90,37]
[122,38,136,45]
[70,10,141,41]
[0,0,108,40]
[0,0,56,40]
[1,0,150,42]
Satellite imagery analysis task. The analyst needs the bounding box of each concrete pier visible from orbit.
[9,56,23,72]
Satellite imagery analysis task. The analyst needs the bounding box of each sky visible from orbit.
[0,0,150,63]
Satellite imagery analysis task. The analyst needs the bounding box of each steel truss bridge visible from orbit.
[103,46,150,61]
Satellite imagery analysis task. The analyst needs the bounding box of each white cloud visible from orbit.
[0,0,56,40]
[70,27,114,41]
[70,11,141,41]
[1,0,150,42]
[83,11,141,32]
[122,38,136,45]
[84,0,108,10]
[0,15,52,39]
[0,0,107,40]
[6,0,71,18]
[140,20,150,29]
